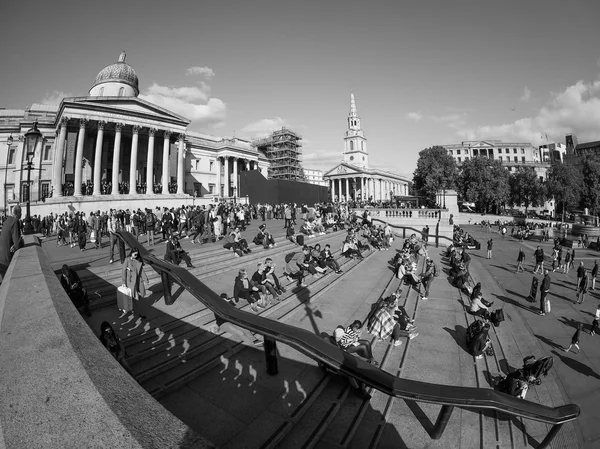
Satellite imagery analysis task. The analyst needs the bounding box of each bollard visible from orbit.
[435,222,440,248]
[264,336,279,375]
[161,271,174,305]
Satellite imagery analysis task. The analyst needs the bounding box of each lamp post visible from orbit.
[23,122,42,235]
[4,134,13,217]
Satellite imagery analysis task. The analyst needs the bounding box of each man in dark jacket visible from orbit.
[60,264,91,316]
[533,246,545,274]
[165,235,194,268]
[0,205,23,283]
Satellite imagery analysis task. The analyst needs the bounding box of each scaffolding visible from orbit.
[252,128,304,180]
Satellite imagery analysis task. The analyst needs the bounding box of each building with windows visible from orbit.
[323,93,409,202]
[0,52,270,215]
[539,142,567,164]
[303,168,327,187]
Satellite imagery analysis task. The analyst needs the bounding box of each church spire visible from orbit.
[349,91,358,118]
[348,91,361,132]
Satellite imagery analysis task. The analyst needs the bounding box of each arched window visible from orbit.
[99,87,104,96]
[118,87,124,97]
[350,141,354,151]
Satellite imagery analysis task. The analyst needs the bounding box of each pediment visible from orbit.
[323,163,362,176]
[60,96,190,127]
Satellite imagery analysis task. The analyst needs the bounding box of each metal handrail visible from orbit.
[115,231,579,447]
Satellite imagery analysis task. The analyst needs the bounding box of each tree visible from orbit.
[413,146,458,206]
[580,155,600,216]
[458,157,510,213]
[546,162,582,221]
[508,167,546,213]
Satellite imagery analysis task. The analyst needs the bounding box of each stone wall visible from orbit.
[0,236,213,449]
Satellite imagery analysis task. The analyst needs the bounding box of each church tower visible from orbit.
[343,92,369,168]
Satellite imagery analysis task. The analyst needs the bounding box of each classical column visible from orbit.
[146,128,156,193]
[331,179,336,201]
[129,125,141,194]
[162,131,171,194]
[345,178,350,201]
[73,118,88,196]
[245,159,250,171]
[111,123,124,195]
[92,121,106,196]
[215,157,221,197]
[52,117,68,197]
[232,157,238,197]
[224,156,230,197]
[362,177,366,200]
[177,133,185,194]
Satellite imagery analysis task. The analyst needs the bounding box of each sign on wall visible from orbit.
[64,131,78,175]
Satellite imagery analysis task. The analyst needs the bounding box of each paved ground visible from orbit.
[41,221,599,448]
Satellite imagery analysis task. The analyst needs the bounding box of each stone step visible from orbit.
[134,250,373,398]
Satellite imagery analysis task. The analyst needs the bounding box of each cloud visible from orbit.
[597,57,600,67]
[186,66,215,79]
[40,90,73,104]
[303,150,342,169]
[520,86,531,102]
[430,113,468,130]
[140,74,226,128]
[455,76,600,146]
[239,117,291,138]
[407,112,423,121]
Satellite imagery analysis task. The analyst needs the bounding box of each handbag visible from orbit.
[90,230,96,243]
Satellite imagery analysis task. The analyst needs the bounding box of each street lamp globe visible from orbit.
[22,121,42,234]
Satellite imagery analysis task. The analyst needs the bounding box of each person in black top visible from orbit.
[99,321,132,374]
[60,264,91,317]
[592,260,598,290]
[516,248,525,273]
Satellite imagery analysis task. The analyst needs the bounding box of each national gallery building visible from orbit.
[0,52,268,215]
[323,93,409,203]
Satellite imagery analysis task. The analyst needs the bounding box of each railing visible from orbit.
[115,231,580,448]
[355,208,442,220]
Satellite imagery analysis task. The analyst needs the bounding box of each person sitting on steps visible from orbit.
[233,268,263,312]
[165,235,195,268]
[334,321,378,366]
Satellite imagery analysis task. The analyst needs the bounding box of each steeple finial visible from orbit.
[349,91,358,118]
[118,51,126,63]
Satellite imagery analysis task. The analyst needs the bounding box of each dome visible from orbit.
[89,51,139,97]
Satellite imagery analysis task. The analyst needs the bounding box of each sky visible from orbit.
[2,0,600,179]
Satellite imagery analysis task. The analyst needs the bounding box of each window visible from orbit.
[43,145,51,161]
[457,157,461,162]
[5,184,14,202]
[7,148,15,165]
[513,148,517,153]
[521,148,525,154]
[195,160,200,170]
[209,161,214,171]
[473,149,478,156]
[118,87,124,97]
[209,184,215,194]
[505,148,509,154]
[21,182,29,203]
[41,182,50,200]
[361,141,364,151]
[457,149,461,155]
[521,157,526,163]
[514,156,518,162]
[499,156,503,162]
[539,177,544,182]
[350,141,354,151]
[193,182,202,197]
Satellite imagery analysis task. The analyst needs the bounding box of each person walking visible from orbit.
[564,323,582,353]
[575,268,589,304]
[421,258,437,301]
[539,270,551,316]
[576,261,586,291]
[516,247,525,273]
[533,246,545,274]
[570,249,576,270]
[563,249,571,274]
[590,304,600,336]
[592,261,598,290]
[487,239,493,259]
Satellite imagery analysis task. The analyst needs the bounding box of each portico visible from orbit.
[326,163,409,202]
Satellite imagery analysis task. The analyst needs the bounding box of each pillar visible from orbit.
[177,133,185,194]
[245,159,250,171]
[232,157,238,197]
[215,157,221,198]
[52,117,68,197]
[111,123,123,195]
[362,177,366,200]
[146,128,156,193]
[331,178,336,201]
[224,156,230,197]
[73,118,88,196]
[162,131,171,194]
[129,125,141,194]
[92,121,106,195]
[345,178,350,201]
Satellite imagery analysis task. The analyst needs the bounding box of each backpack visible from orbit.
[285,252,296,264]
[466,319,484,345]
[146,213,155,227]
[296,235,305,246]
[491,309,505,327]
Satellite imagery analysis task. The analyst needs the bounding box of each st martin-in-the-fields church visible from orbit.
[323,93,409,202]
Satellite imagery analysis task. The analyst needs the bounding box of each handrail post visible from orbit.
[264,336,279,375]
[431,405,454,439]
[161,270,174,305]
[538,423,562,449]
